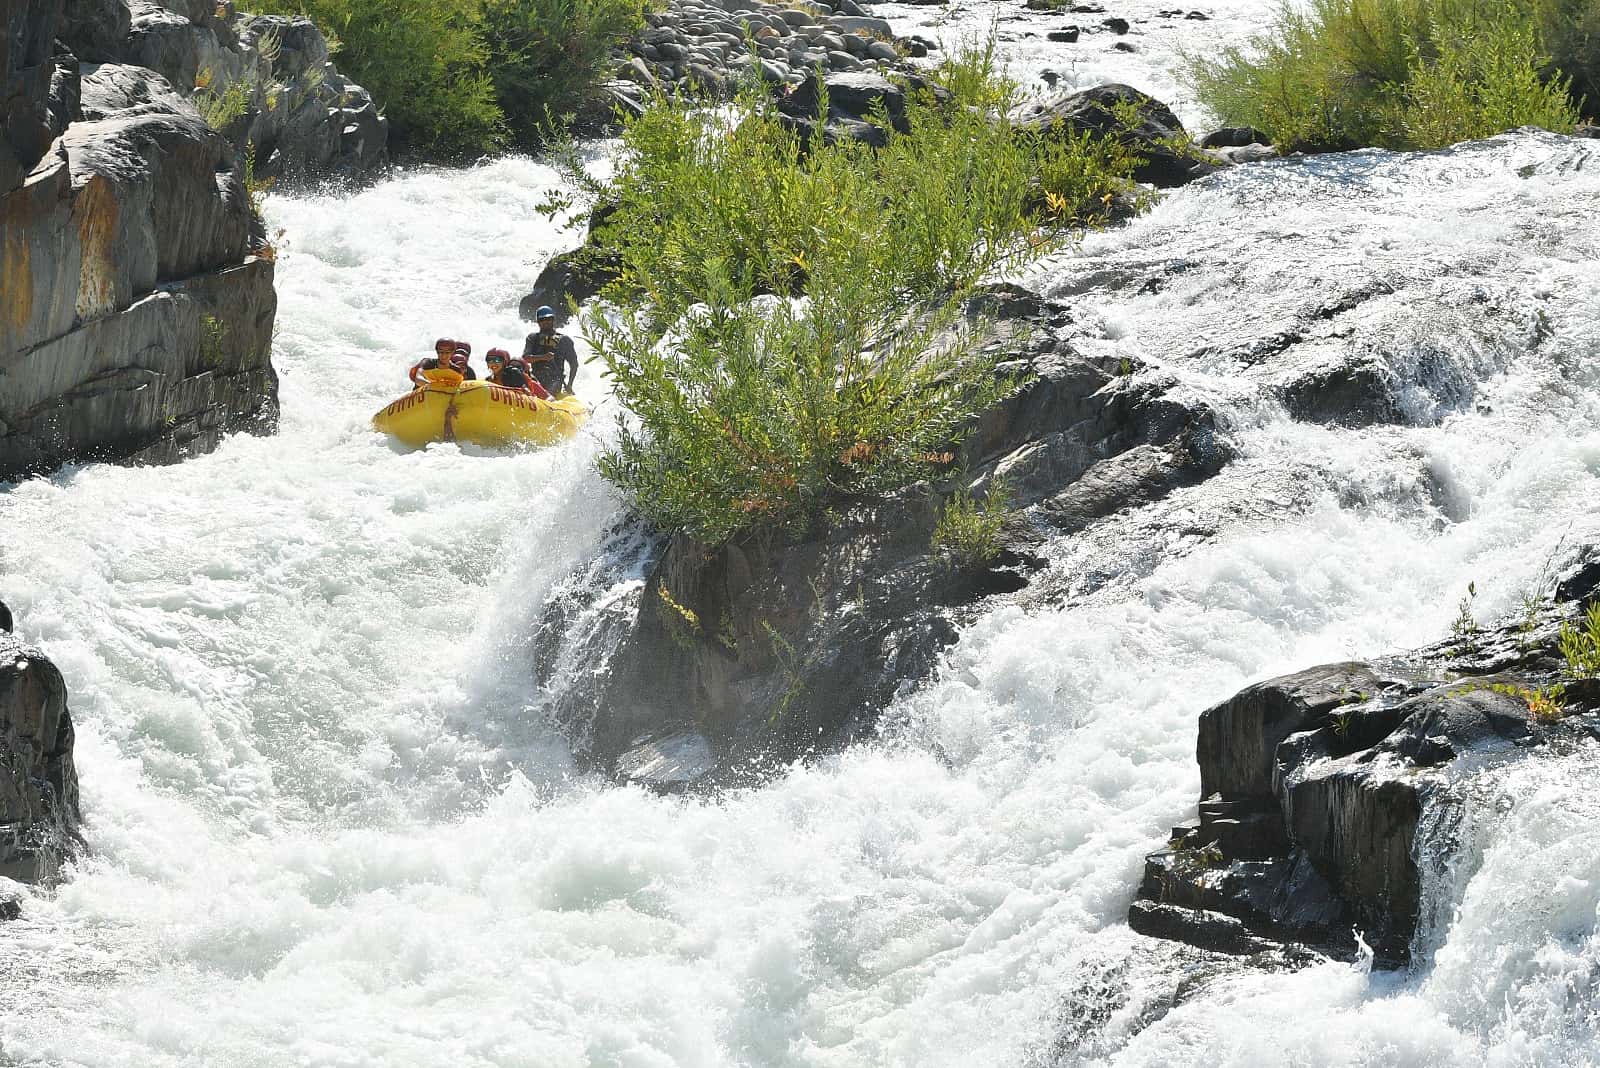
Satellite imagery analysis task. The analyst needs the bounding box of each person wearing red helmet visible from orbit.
[450,341,477,381]
[409,337,457,387]
[485,347,529,390]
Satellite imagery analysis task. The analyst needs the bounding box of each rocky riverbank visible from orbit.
[1130,552,1600,967]
[534,124,1598,806]
[608,0,935,104]
[0,602,80,901]
[540,284,1229,789]
[0,0,384,481]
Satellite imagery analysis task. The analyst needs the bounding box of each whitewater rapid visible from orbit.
[4,55,1600,1068]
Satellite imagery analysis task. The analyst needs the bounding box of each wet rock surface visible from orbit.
[1132,553,1600,966]
[1010,82,1219,188]
[615,0,925,101]
[0,630,80,885]
[541,285,1228,785]
[1,0,383,480]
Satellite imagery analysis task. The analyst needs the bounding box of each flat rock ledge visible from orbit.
[1131,549,1600,967]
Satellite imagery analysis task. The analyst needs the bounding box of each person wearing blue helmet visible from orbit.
[522,305,578,398]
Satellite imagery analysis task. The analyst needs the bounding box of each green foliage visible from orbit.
[243,142,273,227]
[1451,580,1479,648]
[250,0,502,156]
[932,478,1012,567]
[482,0,647,149]
[199,315,229,369]
[194,69,251,132]
[1487,681,1568,722]
[560,47,1137,544]
[249,0,647,155]
[1189,0,1586,152]
[1559,601,1600,679]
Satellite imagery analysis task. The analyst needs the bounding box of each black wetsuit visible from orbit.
[522,329,578,396]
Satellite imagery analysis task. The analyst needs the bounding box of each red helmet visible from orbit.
[454,342,472,356]
[486,347,510,361]
[434,337,454,352]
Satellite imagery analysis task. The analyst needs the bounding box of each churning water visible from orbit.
[3,37,1600,1068]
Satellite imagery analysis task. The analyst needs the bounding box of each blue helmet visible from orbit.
[536,305,556,320]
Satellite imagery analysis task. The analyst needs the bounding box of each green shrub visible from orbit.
[1189,0,1586,152]
[1559,601,1600,679]
[250,0,646,156]
[251,0,502,156]
[482,0,647,148]
[194,68,251,132]
[559,48,1137,543]
[932,478,1012,567]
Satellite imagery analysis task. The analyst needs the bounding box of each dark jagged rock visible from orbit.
[1201,125,1269,149]
[59,0,131,63]
[1555,545,1600,607]
[1009,83,1220,188]
[1128,900,1288,957]
[541,287,1228,786]
[519,202,622,323]
[774,69,952,147]
[1,0,68,194]
[0,633,81,883]
[0,599,11,633]
[1132,603,1600,966]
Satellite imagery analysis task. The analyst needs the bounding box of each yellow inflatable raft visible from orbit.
[372,369,586,448]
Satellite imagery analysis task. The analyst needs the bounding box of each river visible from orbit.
[2,12,1600,1068]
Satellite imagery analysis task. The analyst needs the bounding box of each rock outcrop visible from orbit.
[1,0,385,480]
[539,286,1229,788]
[614,0,930,103]
[1130,551,1600,966]
[0,631,80,886]
[1010,83,1222,188]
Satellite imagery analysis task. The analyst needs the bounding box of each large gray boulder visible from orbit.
[2,0,385,479]
[0,632,80,884]
[0,74,277,477]
[59,0,131,62]
[1134,589,1600,966]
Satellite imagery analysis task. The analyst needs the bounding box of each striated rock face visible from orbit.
[1131,551,1600,966]
[0,632,80,884]
[540,286,1229,786]
[2,0,383,480]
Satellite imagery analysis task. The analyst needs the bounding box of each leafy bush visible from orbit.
[483,0,647,148]
[932,478,1012,567]
[1189,0,1587,152]
[250,0,501,155]
[558,48,1137,543]
[194,68,252,131]
[1559,601,1600,679]
[250,0,644,156]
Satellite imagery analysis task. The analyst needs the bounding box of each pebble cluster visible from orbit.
[615,0,936,97]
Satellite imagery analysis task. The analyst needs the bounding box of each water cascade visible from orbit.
[2,36,1599,1068]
